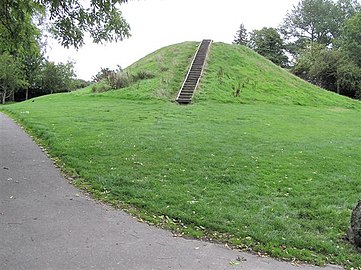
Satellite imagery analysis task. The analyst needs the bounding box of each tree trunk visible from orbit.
[349,201,361,248]
[2,89,6,104]
[10,90,14,102]
[25,88,29,100]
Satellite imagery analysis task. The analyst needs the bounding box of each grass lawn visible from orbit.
[1,42,360,268]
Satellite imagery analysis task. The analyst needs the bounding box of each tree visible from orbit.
[293,44,361,98]
[335,56,361,98]
[0,53,27,104]
[39,61,76,94]
[349,200,361,248]
[341,11,361,67]
[336,0,361,24]
[292,43,325,83]
[1,0,131,50]
[249,27,289,67]
[0,0,42,56]
[279,0,361,99]
[281,0,337,48]
[280,0,360,55]
[233,24,248,45]
[0,1,131,102]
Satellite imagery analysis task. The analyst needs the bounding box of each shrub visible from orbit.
[91,67,155,92]
[134,70,155,81]
[92,82,112,93]
[108,70,133,89]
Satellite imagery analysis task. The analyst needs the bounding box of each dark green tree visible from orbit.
[293,44,361,98]
[280,0,360,55]
[336,0,361,22]
[341,11,361,67]
[286,0,336,42]
[0,0,42,56]
[249,27,289,67]
[280,0,361,99]
[0,53,27,104]
[1,0,131,101]
[281,0,337,48]
[39,61,76,94]
[233,24,248,45]
[0,0,131,50]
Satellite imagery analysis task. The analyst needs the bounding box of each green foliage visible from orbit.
[92,67,114,83]
[281,0,360,55]
[233,24,248,45]
[92,66,156,92]
[0,0,44,101]
[248,28,288,67]
[336,0,361,31]
[293,44,361,99]
[282,0,339,47]
[0,0,130,101]
[281,1,361,99]
[0,0,43,56]
[39,61,76,94]
[335,56,361,99]
[292,43,324,80]
[133,70,155,81]
[0,53,27,104]
[71,79,91,91]
[1,0,130,50]
[91,81,112,93]
[107,70,133,89]
[341,11,361,67]
[43,0,131,48]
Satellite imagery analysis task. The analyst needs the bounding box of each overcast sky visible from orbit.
[47,0,300,80]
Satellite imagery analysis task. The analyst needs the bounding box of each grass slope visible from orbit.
[81,41,198,101]
[197,43,359,108]
[2,42,361,268]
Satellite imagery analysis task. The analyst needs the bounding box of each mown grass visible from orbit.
[1,41,360,268]
[84,41,197,101]
[196,43,360,108]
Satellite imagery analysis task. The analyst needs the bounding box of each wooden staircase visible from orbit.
[176,39,212,104]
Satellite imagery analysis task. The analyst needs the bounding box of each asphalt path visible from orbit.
[0,112,343,270]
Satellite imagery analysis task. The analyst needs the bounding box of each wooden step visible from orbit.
[175,39,212,104]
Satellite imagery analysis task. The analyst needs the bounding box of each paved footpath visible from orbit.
[0,112,343,270]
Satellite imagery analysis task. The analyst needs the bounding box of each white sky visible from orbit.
[46,0,300,80]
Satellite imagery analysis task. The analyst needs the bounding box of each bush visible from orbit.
[91,67,155,92]
[134,71,155,81]
[107,71,133,89]
[92,68,114,82]
[92,82,112,93]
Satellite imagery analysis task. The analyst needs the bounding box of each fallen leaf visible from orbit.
[229,261,240,266]
[133,162,143,166]
[236,256,247,262]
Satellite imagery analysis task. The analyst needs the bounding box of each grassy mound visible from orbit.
[197,43,358,108]
[80,41,359,109]
[1,41,360,268]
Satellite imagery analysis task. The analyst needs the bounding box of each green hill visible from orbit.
[197,43,358,107]
[1,41,360,268]
[82,41,359,109]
